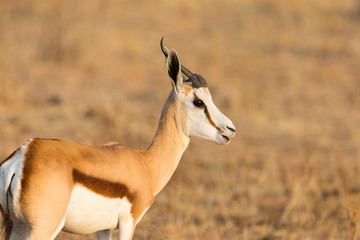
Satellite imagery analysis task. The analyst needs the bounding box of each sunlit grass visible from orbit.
[1,0,360,239]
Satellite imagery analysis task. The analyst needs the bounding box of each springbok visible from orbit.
[0,38,235,240]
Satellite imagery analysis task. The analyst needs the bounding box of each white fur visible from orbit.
[183,88,235,144]
[163,44,235,146]
[63,185,133,234]
[0,140,32,221]
[0,43,236,240]
[0,141,134,239]
[119,217,133,240]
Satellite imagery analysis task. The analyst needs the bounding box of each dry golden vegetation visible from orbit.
[1,0,360,239]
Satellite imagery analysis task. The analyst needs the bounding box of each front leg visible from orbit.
[118,217,135,240]
[96,229,111,240]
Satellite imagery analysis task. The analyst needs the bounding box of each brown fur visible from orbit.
[73,169,134,200]
[20,139,154,228]
[0,83,222,240]
[142,91,190,193]
[183,84,193,95]
[16,90,191,238]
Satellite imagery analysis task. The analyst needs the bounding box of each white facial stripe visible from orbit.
[193,90,221,131]
[194,92,222,132]
[185,88,235,144]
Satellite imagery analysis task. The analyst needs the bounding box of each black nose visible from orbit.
[227,126,236,133]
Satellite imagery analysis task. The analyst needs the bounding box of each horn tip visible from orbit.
[160,36,168,57]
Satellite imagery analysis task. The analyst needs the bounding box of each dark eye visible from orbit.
[193,99,205,108]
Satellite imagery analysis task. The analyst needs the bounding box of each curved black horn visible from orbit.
[181,65,193,78]
[161,37,193,77]
[160,37,169,58]
[182,64,207,88]
[160,37,207,88]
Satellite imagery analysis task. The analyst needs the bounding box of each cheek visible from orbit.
[188,110,209,131]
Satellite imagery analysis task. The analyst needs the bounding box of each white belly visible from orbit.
[63,185,133,234]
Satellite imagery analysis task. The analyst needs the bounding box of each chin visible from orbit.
[215,135,230,145]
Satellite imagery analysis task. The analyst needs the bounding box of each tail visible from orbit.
[0,173,15,240]
[0,203,12,240]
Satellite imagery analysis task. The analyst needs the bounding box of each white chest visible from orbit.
[63,185,133,234]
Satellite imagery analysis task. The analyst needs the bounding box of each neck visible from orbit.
[142,91,190,196]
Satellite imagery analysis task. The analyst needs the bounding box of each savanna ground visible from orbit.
[1,0,360,239]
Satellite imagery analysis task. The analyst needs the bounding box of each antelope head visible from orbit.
[161,37,236,144]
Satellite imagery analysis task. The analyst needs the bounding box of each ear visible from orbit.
[166,50,184,93]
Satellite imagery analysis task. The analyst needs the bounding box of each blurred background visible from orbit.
[1,0,360,239]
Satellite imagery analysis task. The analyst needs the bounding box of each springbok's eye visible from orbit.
[193,99,205,108]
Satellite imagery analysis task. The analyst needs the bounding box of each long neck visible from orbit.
[142,91,190,196]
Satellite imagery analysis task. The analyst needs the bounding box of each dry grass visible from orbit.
[1,0,360,239]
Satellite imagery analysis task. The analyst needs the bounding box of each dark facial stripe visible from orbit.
[73,169,134,201]
[204,106,221,132]
[194,93,221,132]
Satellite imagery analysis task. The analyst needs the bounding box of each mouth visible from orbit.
[221,135,230,142]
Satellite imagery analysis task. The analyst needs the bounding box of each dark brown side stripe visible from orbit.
[73,169,133,201]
